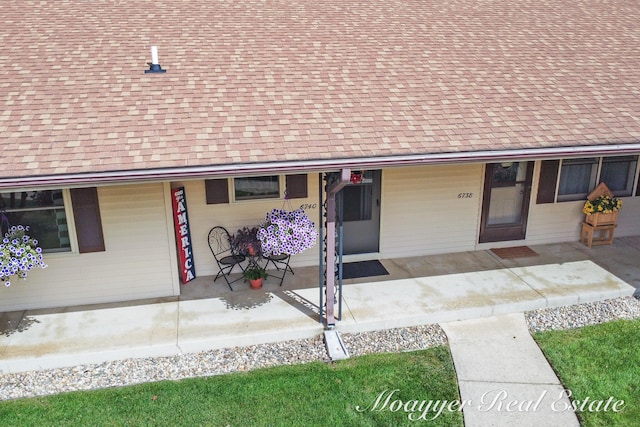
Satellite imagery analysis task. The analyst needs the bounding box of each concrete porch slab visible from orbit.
[177,292,323,354]
[0,259,635,374]
[510,260,635,307]
[0,302,179,373]
[336,261,634,334]
[335,269,543,333]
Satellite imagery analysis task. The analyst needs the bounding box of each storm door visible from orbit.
[479,162,533,243]
[337,170,381,254]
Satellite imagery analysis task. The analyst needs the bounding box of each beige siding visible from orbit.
[184,166,484,276]
[182,175,323,277]
[525,202,585,245]
[4,163,637,312]
[526,161,640,245]
[0,184,176,312]
[380,165,484,258]
[527,198,640,245]
[615,199,640,236]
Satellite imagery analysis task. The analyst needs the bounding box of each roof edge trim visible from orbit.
[2,143,639,190]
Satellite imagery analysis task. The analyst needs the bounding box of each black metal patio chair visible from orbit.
[208,226,246,290]
[263,253,294,286]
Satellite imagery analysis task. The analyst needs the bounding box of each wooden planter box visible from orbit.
[581,183,619,247]
[585,211,618,227]
[584,183,619,227]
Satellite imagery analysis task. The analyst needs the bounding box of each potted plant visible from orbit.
[1,225,47,287]
[230,226,261,256]
[243,265,268,289]
[257,208,318,257]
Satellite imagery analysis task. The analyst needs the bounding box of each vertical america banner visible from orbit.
[172,187,196,283]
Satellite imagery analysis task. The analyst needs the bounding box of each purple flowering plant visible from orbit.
[257,208,318,257]
[1,225,47,287]
[230,226,261,256]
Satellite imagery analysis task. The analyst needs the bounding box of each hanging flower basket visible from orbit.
[1,225,47,287]
[257,208,318,257]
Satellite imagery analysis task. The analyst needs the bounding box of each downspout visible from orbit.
[324,169,351,328]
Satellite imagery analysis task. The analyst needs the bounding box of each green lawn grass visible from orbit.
[534,318,640,427]
[0,346,463,426]
[4,319,638,426]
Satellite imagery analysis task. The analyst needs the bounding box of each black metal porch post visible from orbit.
[324,169,350,327]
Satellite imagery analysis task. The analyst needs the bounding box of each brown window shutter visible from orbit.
[70,187,105,253]
[536,160,560,204]
[205,179,229,204]
[285,174,308,199]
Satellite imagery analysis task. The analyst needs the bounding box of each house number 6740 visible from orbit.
[457,193,473,198]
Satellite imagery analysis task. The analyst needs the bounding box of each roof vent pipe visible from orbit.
[145,45,166,74]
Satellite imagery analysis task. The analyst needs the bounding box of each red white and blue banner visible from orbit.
[172,187,196,284]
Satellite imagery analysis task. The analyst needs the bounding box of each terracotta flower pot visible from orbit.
[249,278,263,289]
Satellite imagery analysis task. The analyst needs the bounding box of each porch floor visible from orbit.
[1,237,639,374]
[181,236,640,305]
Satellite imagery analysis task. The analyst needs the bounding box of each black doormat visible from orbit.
[342,260,389,279]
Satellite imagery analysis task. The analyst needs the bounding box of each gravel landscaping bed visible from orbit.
[526,295,640,333]
[1,296,639,401]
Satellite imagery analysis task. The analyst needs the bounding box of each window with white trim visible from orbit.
[0,190,71,252]
[205,175,308,204]
[233,176,281,201]
[557,158,598,201]
[600,156,637,196]
[557,156,638,201]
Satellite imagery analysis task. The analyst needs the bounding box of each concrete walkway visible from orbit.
[0,258,636,423]
[0,260,634,375]
[442,313,580,426]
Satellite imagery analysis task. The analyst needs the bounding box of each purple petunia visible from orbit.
[257,208,318,257]
[1,225,47,287]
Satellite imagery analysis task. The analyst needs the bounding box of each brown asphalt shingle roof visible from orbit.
[2,0,640,182]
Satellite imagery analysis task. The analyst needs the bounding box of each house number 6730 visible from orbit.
[457,193,473,198]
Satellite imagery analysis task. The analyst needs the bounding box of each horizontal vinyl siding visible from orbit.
[183,174,322,278]
[380,165,483,258]
[0,184,175,312]
[527,199,640,245]
[525,202,585,244]
[521,161,640,245]
[615,198,640,236]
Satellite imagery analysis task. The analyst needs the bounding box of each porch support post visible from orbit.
[318,173,324,324]
[325,168,350,328]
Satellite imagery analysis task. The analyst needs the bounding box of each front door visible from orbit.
[479,162,533,243]
[338,170,382,254]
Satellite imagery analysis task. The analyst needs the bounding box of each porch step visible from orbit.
[324,329,350,361]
